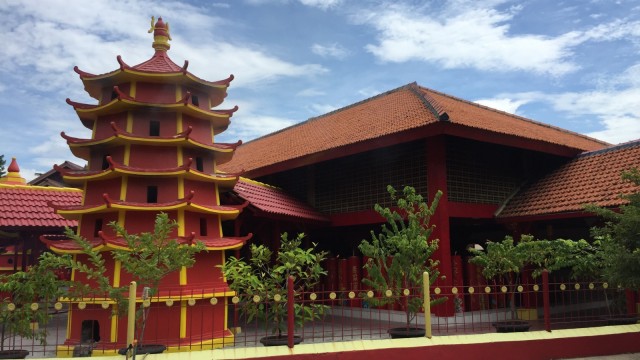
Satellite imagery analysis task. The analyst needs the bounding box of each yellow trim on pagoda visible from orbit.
[120,176,128,200]
[51,200,243,218]
[177,210,185,237]
[180,266,187,285]
[67,135,235,161]
[124,144,131,166]
[113,260,122,288]
[62,167,238,186]
[178,177,185,197]
[56,291,236,304]
[176,85,182,103]
[118,210,126,227]
[180,301,187,338]
[177,146,184,166]
[126,112,133,133]
[74,98,232,124]
[0,182,83,193]
[110,305,118,342]
[177,112,183,132]
[79,69,229,97]
[130,81,137,98]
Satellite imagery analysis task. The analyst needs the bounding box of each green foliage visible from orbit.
[39,213,205,307]
[0,263,64,350]
[586,168,640,289]
[469,235,601,317]
[110,213,206,296]
[38,227,126,307]
[220,233,328,336]
[470,235,601,281]
[358,185,444,325]
[0,155,5,177]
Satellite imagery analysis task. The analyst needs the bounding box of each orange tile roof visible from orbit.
[221,83,608,175]
[0,184,82,228]
[498,140,640,218]
[233,178,329,223]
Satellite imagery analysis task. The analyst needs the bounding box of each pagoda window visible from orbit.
[93,218,103,238]
[191,95,199,107]
[147,186,158,203]
[101,155,110,170]
[110,90,118,101]
[199,218,207,236]
[149,120,160,136]
[195,157,204,172]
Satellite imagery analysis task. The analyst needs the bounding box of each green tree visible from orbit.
[586,168,640,289]
[470,235,600,319]
[221,233,327,338]
[358,185,445,330]
[0,263,64,352]
[0,155,6,177]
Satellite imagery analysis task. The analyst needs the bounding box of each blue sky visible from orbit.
[1,0,639,180]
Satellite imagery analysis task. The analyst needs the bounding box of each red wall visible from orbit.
[247,332,640,360]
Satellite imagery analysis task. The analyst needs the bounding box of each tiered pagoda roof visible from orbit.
[49,191,248,220]
[54,156,242,187]
[61,122,242,163]
[66,88,238,133]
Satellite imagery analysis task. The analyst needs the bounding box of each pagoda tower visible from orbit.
[43,17,250,354]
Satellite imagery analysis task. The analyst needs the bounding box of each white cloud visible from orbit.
[297,88,326,97]
[311,43,349,59]
[220,100,297,141]
[486,65,640,144]
[308,103,338,115]
[357,87,381,98]
[474,98,531,114]
[585,116,640,144]
[299,0,342,10]
[359,3,639,76]
[181,42,327,88]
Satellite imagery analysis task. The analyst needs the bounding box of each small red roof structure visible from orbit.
[231,178,329,223]
[0,158,82,228]
[498,140,640,219]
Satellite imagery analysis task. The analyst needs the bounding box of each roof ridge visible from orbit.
[407,83,449,121]
[578,139,640,158]
[417,85,611,147]
[239,82,419,147]
[0,183,83,192]
[238,176,282,190]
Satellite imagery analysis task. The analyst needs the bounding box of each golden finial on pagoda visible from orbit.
[148,16,171,52]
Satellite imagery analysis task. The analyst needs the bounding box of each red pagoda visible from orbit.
[43,17,250,354]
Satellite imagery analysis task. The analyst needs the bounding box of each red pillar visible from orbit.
[426,136,454,316]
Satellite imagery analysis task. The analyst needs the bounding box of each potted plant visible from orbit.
[220,232,328,346]
[470,234,601,332]
[358,185,445,339]
[40,212,205,355]
[0,263,64,358]
[469,235,530,332]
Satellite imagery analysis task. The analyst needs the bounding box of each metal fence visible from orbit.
[2,272,638,357]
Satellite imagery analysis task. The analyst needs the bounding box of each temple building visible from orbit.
[0,158,81,274]
[42,17,251,354]
[219,83,640,315]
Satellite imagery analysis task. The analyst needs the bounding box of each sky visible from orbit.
[1,0,639,181]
